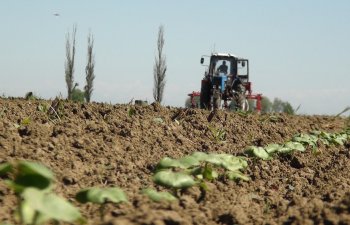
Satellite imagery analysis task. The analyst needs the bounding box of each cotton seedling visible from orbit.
[0,161,83,225]
[76,187,127,221]
[127,107,136,117]
[208,126,226,143]
[246,130,350,161]
[153,152,249,198]
[141,188,177,202]
[37,104,48,113]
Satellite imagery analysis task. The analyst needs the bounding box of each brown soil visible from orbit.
[0,97,349,225]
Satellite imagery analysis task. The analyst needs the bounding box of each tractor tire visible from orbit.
[200,80,211,109]
[213,89,221,110]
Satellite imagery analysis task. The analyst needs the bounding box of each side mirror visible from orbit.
[242,61,246,67]
[200,58,204,64]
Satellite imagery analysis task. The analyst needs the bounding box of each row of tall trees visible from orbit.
[65,25,95,103]
[64,25,166,104]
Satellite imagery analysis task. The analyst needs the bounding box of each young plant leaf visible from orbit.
[156,157,183,170]
[178,156,201,169]
[191,152,209,161]
[157,156,200,170]
[331,133,347,145]
[227,171,250,181]
[141,188,177,202]
[292,134,318,146]
[20,200,50,225]
[17,161,54,181]
[202,164,218,181]
[276,146,293,154]
[284,141,305,152]
[265,144,281,154]
[10,174,52,193]
[245,146,271,160]
[153,171,196,189]
[205,154,248,171]
[22,188,83,223]
[0,162,12,176]
[319,138,330,146]
[76,187,128,204]
[21,117,31,126]
[5,161,55,192]
[19,200,36,224]
[128,107,136,117]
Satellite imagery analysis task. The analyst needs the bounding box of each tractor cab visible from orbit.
[201,53,249,86]
[198,53,250,110]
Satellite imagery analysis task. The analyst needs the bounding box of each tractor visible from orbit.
[188,53,262,112]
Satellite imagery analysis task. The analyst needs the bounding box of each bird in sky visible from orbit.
[53,13,60,17]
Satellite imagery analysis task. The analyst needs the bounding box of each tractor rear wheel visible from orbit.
[200,80,210,109]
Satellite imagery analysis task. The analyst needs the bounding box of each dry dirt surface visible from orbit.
[0,97,349,225]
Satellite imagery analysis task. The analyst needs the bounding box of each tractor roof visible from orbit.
[211,52,247,60]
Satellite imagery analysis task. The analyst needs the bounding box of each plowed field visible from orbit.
[1,98,349,225]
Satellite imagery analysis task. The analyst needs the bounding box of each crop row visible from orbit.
[0,128,349,224]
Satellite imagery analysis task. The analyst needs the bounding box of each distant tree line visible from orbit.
[65,25,95,103]
[64,24,166,105]
[258,97,296,114]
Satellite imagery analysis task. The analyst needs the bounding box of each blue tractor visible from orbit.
[199,53,251,110]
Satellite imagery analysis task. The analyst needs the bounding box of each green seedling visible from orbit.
[246,141,306,160]
[312,130,349,146]
[21,188,83,225]
[283,141,305,152]
[208,126,226,143]
[127,107,136,117]
[156,155,201,170]
[204,153,248,172]
[292,133,318,153]
[76,187,127,221]
[21,117,31,126]
[154,152,249,198]
[37,104,48,113]
[264,143,282,155]
[0,162,12,176]
[153,170,196,190]
[246,130,349,161]
[245,146,271,160]
[156,152,248,176]
[14,117,32,129]
[3,161,54,193]
[141,188,177,202]
[191,163,218,181]
[0,161,83,225]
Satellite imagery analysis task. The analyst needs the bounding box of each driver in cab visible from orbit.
[217,61,228,74]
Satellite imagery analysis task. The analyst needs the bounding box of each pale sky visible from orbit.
[0,1,349,115]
